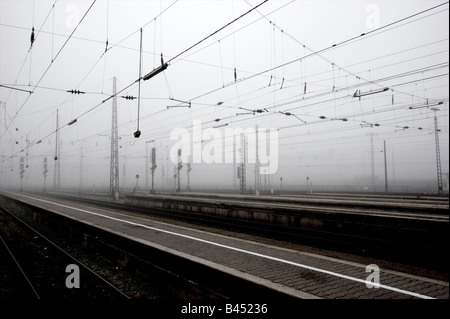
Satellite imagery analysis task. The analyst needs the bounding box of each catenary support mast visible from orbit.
[110,76,120,199]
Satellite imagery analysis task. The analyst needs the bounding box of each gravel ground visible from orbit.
[0,208,161,299]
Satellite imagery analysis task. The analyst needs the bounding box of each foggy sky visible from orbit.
[0,0,449,193]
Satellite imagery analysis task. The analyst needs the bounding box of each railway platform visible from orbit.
[0,190,447,301]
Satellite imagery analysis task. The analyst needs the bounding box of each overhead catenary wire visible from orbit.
[2,0,446,180]
[21,58,447,159]
[218,40,225,87]
[6,51,447,160]
[171,27,448,118]
[62,87,447,158]
[39,102,448,175]
[1,0,97,139]
[100,0,179,60]
[3,0,181,138]
[243,0,449,103]
[166,0,269,65]
[0,1,58,105]
[101,0,109,94]
[14,0,446,132]
[136,28,143,138]
[29,0,35,85]
[60,0,271,118]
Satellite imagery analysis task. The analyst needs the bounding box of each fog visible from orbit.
[1,1,449,195]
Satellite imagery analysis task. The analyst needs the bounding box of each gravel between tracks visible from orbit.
[0,208,161,299]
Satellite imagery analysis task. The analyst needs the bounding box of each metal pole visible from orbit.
[79,141,83,194]
[177,149,182,192]
[43,157,47,192]
[53,109,60,191]
[110,77,120,199]
[145,142,149,190]
[151,147,156,194]
[136,28,143,136]
[255,125,260,195]
[306,176,309,194]
[384,140,388,193]
[152,169,155,193]
[186,159,191,192]
[370,133,375,188]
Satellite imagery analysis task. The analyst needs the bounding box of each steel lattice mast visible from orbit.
[239,133,246,195]
[110,76,119,199]
[433,109,443,196]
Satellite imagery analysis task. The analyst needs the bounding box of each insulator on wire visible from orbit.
[67,89,85,94]
[30,27,35,46]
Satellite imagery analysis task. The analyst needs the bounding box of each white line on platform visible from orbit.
[13,193,435,299]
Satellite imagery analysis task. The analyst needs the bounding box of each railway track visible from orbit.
[171,192,449,216]
[37,192,448,272]
[0,191,448,303]
[0,205,130,299]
